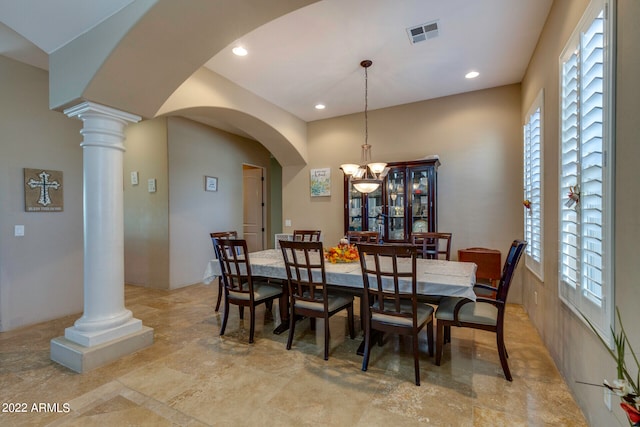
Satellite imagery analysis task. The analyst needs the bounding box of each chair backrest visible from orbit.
[293,229,322,242]
[210,231,238,248]
[494,240,527,303]
[347,230,380,244]
[357,243,418,324]
[279,240,328,308]
[410,232,452,260]
[212,238,255,300]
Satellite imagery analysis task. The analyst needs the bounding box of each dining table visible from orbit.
[203,248,477,344]
[203,248,477,300]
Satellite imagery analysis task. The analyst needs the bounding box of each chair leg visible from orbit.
[359,296,366,331]
[496,328,512,381]
[435,320,445,366]
[215,278,223,312]
[249,305,256,344]
[427,319,434,357]
[220,297,230,336]
[239,306,244,320]
[361,323,372,372]
[444,325,451,344]
[413,332,421,386]
[347,303,356,339]
[286,305,296,350]
[324,315,330,361]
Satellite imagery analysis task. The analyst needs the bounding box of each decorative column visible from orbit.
[51,102,153,372]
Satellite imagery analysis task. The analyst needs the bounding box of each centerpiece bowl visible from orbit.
[324,241,359,264]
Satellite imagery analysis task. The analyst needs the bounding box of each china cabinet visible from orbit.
[343,158,439,242]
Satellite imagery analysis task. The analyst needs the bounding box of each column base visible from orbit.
[65,317,141,347]
[51,326,153,373]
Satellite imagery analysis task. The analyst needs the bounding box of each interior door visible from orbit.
[243,165,265,252]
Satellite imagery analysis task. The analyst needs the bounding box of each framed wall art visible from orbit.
[310,167,330,197]
[24,168,63,212]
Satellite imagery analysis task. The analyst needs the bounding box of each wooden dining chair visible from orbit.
[357,243,434,386]
[410,232,452,309]
[212,238,284,343]
[435,240,527,381]
[210,231,238,312]
[346,230,379,244]
[280,240,355,360]
[292,229,322,242]
[410,232,452,260]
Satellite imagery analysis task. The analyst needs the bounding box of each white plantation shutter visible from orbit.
[523,90,543,280]
[558,0,613,341]
[560,50,580,299]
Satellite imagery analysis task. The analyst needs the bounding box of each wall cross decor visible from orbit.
[24,168,63,212]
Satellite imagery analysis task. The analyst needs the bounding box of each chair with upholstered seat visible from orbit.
[347,230,379,244]
[213,238,284,343]
[357,243,434,386]
[210,231,238,312]
[435,240,527,381]
[292,229,322,242]
[280,240,355,360]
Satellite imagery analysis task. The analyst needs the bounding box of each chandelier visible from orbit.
[340,60,388,193]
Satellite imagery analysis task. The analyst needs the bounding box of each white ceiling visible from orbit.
[0,0,552,122]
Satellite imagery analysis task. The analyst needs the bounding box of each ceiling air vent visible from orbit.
[406,20,440,45]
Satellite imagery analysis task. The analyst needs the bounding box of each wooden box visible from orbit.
[458,247,502,283]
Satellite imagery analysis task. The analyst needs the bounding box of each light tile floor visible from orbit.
[0,284,587,426]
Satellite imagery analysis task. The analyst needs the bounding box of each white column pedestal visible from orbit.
[51,102,153,373]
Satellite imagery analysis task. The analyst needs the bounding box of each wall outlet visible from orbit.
[285,219,291,227]
[147,178,156,193]
[14,225,25,237]
[131,171,139,185]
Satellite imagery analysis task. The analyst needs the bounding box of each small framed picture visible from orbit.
[205,176,218,192]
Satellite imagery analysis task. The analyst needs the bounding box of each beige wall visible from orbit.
[521,0,640,425]
[283,84,525,301]
[123,118,170,289]
[123,116,275,290]
[0,56,84,331]
[167,117,273,288]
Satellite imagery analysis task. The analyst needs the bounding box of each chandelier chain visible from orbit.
[364,63,368,147]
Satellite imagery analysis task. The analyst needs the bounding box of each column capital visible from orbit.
[64,102,141,152]
[64,101,141,124]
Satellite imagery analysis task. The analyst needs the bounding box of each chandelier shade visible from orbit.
[352,179,381,194]
[341,59,387,193]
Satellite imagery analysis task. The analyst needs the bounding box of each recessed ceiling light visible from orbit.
[465,71,480,79]
[315,104,326,110]
[232,46,248,56]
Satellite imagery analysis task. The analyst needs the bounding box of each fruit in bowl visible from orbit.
[324,242,359,263]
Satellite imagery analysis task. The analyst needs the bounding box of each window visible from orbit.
[523,90,544,281]
[559,0,614,343]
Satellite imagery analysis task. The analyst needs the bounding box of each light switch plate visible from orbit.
[14,225,25,236]
[285,219,292,227]
[148,178,156,193]
[131,171,139,185]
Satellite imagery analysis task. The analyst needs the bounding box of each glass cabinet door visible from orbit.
[385,168,406,241]
[365,185,383,235]
[346,180,364,231]
[409,167,433,233]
